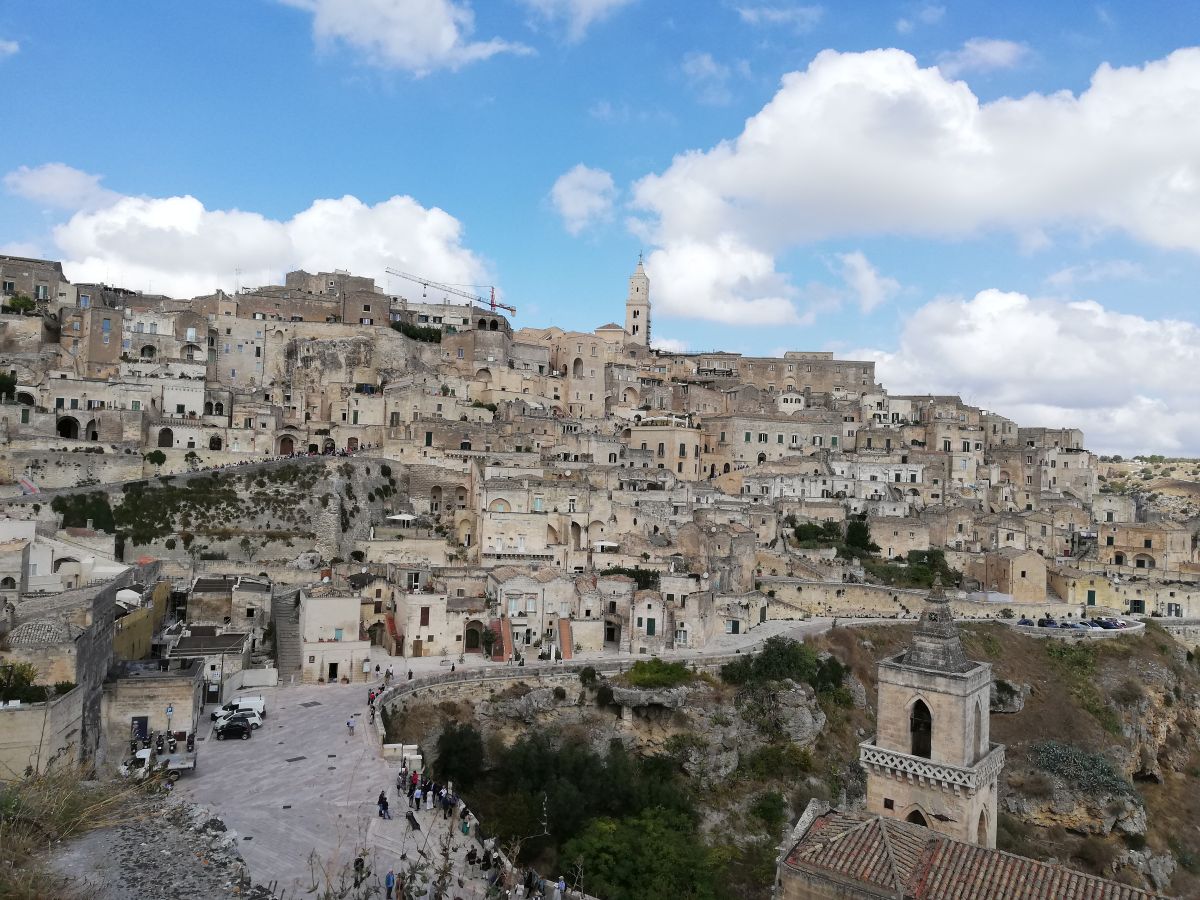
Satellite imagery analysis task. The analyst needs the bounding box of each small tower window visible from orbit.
[910,699,932,758]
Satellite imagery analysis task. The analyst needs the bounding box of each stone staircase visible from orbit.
[271,589,303,679]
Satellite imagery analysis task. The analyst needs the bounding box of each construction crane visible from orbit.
[385,268,516,317]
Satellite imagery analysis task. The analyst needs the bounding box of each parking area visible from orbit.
[177,682,484,896]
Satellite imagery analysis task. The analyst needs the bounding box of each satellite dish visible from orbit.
[701,572,709,579]
[361,567,368,574]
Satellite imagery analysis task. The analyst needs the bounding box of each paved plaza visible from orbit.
[177,681,491,898]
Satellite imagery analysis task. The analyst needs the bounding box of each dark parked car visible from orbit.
[1037,618,1059,628]
[1091,618,1118,629]
[1017,618,1035,626]
[214,718,253,741]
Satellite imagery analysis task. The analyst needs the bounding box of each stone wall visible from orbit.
[0,685,84,778]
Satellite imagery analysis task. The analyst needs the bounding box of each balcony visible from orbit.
[858,739,1004,796]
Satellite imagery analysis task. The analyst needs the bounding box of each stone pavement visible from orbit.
[175,682,493,899]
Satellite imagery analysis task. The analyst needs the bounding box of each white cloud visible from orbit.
[644,237,804,326]
[938,38,1031,77]
[860,290,1200,455]
[0,39,18,57]
[518,0,637,42]
[896,4,943,34]
[653,336,688,353]
[836,251,899,312]
[735,4,823,32]
[0,241,42,258]
[4,163,121,211]
[550,164,616,235]
[630,47,1200,322]
[24,172,487,298]
[1045,259,1143,288]
[277,0,530,75]
[681,51,748,106]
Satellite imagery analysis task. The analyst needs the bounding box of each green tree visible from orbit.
[434,723,485,790]
[143,449,166,467]
[845,517,878,553]
[562,808,717,900]
[5,294,36,314]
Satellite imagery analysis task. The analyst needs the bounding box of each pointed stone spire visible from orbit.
[903,575,971,673]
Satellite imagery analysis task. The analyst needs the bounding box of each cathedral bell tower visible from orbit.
[859,577,1004,847]
[624,255,651,347]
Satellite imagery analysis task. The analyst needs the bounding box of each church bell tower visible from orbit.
[859,577,1004,847]
[624,255,650,347]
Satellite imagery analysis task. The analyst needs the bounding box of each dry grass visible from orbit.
[0,767,153,899]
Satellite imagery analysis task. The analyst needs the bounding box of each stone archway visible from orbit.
[347,437,359,452]
[140,345,156,360]
[910,699,932,758]
[278,435,295,455]
[323,438,336,453]
[977,809,988,845]
[906,809,928,827]
[464,619,484,652]
[84,419,99,441]
[56,416,80,439]
[209,435,223,451]
[757,452,767,464]
[157,427,173,448]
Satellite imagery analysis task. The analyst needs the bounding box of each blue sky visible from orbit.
[1,1,1199,453]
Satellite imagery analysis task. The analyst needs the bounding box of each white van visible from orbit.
[210,695,267,721]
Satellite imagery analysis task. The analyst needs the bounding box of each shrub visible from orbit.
[552,686,567,701]
[1030,741,1136,797]
[143,450,166,466]
[596,684,615,708]
[598,566,660,591]
[578,666,597,687]
[623,658,692,689]
[748,791,787,833]
[1111,678,1144,706]
[391,321,442,343]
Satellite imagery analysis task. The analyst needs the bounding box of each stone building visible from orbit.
[858,578,1004,847]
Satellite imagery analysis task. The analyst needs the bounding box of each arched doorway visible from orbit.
[157,427,173,448]
[572,358,584,377]
[0,576,15,589]
[477,318,487,330]
[16,391,35,405]
[910,699,932,758]
[723,463,731,474]
[140,345,155,360]
[84,419,99,441]
[906,809,928,827]
[204,401,214,415]
[56,416,80,439]
[214,402,224,414]
[347,437,359,452]
[323,438,336,453]
[570,521,582,550]
[464,620,484,652]
[278,435,295,455]
[757,452,767,464]
[209,435,223,451]
[489,320,498,331]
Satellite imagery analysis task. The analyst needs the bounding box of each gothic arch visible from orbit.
[906,808,928,827]
[909,697,933,759]
[976,808,988,845]
[973,700,984,761]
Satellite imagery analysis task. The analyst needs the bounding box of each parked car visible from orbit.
[214,708,262,730]
[1037,618,1059,628]
[210,695,268,721]
[1017,618,1035,626]
[214,719,253,741]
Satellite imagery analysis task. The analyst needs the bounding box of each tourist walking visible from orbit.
[385,867,396,900]
[346,718,355,736]
[412,785,423,809]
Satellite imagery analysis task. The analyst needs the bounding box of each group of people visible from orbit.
[401,766,461,820]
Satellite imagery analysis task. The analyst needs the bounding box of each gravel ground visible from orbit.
[45,798,273,900]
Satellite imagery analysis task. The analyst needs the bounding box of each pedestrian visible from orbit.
[381,794,392,820]
[424,788,433,811]
[556,875,566,899]
[407,669,413,681]
[450,663,455,672]
[368,689,375,706]
[443,794,452,819]
[385,868,396,900]
[412,786,422,809]
[347,718,355,736]
[375,663,382,678]
[386,665,394,682]
[369,706,375,724]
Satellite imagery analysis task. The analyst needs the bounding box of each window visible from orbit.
[419,607,430,627]
[744,432,751,442]
[1144,539,1152,549]
[245,607,256,619]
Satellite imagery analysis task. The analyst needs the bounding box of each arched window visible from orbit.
[910,699,932,758]
[1,576,16,589]
[906,809,928,827]
[974,701,983,761]
[977,809,988,845]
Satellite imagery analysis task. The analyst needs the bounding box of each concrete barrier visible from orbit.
[1008,621,1145,640]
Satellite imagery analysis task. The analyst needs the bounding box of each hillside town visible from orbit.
[2,253,1198,898]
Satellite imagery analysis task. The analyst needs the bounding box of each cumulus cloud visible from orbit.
[518,0,637,42]
[550,164,616,235]
[4,163,122,211]
[653,336,688,353]
[860,290,1200,455]
[10,165,488,298]
[630,47,1200,323]
[938,38,1030,77]
[836,251,899,312]
[735,4,823,32]
[643,237,803,326]
[0,39,18,57]
[277,0,530,75]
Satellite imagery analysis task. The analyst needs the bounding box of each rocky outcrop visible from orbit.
[610,685,689,710]
[1003,772,1146,837]
[990,680,1028,714]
